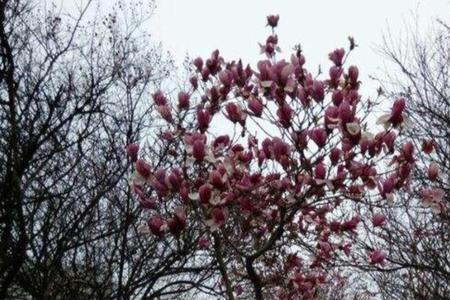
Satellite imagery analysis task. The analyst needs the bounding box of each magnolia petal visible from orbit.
[261,80,273,88]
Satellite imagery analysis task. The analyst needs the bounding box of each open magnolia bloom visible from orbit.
[126,16,446,300]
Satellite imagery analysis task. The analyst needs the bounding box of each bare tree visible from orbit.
[362,18,450,300]
[0,1,216,299]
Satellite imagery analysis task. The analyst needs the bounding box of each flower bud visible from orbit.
[428,162,440,181]
[266,14,279,27]
[370,250,386,265]
[348,65,359,83]
[193,57,203,71]
[135,159,151,178]
[329,48,345,66]
[192,139,206,162]
[126,143,139,162]
[178,92,190,110]
[372,214,386,227]
[248,98,264,117]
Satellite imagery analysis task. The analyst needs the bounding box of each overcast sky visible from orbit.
[147,0,450,96]
[57,0,450,105]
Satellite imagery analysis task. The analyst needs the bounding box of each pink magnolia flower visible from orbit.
[152,90,167,106]
[379,177,395,200]
[401,141,415,163]
[341,216,360,232]
[213,135,230,150]
[422,139,435,154]
[348,65,359,83]
[370,250,387,265]
[421,188,445,210]
[311,80,325,102]
[329,148,341,165]
[277,103,294,128]
[225,103,246,125]
[209,170,225,189]
[126,143,139,162]
[267,14,280,27]
[329,48,345,66]
[156,105,173,123]
[148,215,167,236]
[309,128,328,148]
[197,109,211,133]
[189,76,198,90]
[199,184,212,204]
[390,97,406,127]
[248,97,264,117]
[372,214,387,227]
[178,92,190,110]
[427,162,440,181]
[210,207,229,228]
[332,90,344,106]
[168,206,187,234]
[193,57,203,71]
[314,163,326,180]
[192,139,206,162]
[135,159,151,178]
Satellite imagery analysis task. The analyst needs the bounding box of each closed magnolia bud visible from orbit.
[309,128,328,148]
[329,148,341,165]
[152,90,167,106]
[428,162,440,181]
[201,67,210,82]
[390,97,406,126]
[380,177,395,199]
[199,184,212,204]
[329,66,342,85]
[190,76,198,90]
[178,92,190,110]
[193,57,203,71]
[266,14,279,27]
[197,109,211,133]
[315,163,326,180]
[126,143,139,162]
[332,90,344,106]
[401,141,414,163]
[148,216,166,236]
[135,159,151,178]
[277,103,293,128]
[157,105,173,123]
[311,80,325,102]
[383,132,396,152]
[192,139,206,162]
[422,139,435,154]
[248,98,263,117]
[338,101,353,124]
[348,65,359,83]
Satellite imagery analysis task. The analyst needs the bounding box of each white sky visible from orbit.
[148,0,450,96]
[57,0,450,97]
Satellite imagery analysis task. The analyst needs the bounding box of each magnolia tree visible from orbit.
[127,16,446,299]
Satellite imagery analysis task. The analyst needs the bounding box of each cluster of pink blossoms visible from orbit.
[125,15,446,299]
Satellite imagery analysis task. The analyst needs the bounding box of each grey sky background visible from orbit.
[148,0,450,97]
[58,0,450,99]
